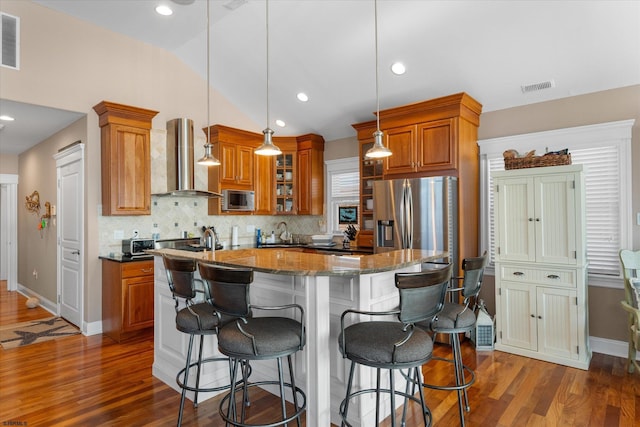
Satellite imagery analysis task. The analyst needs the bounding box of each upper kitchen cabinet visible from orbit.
[205,124,324,216]
[352,92,482,260]
[296,134,325,216]
[93,101,159,216]
[355,137,384,248]
[219,139,255,189]
[206,125,258,215]
[384,119,457,175]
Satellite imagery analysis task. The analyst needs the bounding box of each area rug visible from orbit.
[0,317,80,350]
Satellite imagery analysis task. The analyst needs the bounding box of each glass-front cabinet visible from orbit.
[358,138,384,247]
[275,152,296,214]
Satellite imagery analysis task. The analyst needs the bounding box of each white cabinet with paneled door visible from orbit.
[494,165,590,369]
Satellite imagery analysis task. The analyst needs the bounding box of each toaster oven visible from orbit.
[122,238,155,257]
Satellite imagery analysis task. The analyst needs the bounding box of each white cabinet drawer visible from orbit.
[499,265,576,288]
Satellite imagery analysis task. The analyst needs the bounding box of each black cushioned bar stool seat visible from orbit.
[338,264,452,427]
[198,261,306,427]
[163,254,237,427]
[417,252,488,427]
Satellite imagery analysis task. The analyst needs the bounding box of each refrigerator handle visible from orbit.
[405,184,413,248]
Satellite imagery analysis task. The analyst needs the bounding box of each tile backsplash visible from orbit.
[98,128,326,255]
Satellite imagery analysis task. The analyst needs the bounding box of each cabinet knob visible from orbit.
[538,316,542,319]
[528,218,533,222]
[536,218,540,222]
[530,314,535,318]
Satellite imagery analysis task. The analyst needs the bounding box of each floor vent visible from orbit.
[1,12,19,69]
[521,79,555,94]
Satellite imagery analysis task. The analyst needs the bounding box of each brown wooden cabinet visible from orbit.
[101,259,154,342]
[352,92,482,274]
[93,101,158,216]
[206,124,324,216]
[219,141,254,189]
[296,134,325,216]
[254,153,275,215]
[275,149,297,214]
[355,137,384,248]
[384,119,456,175]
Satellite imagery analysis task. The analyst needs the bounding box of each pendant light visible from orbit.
[198,0,221,166]
[365,0,392,159]
[255,0,282,156]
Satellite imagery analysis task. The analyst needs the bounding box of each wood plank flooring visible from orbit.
[1,281,638,426]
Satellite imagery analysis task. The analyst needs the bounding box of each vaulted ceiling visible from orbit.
[2,0,639,155]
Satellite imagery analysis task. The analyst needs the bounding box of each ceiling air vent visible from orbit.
[1,12,19,69]
[521,79,555,94]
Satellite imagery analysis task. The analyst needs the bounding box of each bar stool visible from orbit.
[162,254,236,426]
[198,261,306,427]
[338,264,452,427]
[417,251,487,427]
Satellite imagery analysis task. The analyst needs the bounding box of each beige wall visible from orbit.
[0,154,19,174]
[1,0,258,324]
[325,135,359,161]
[477,85,640,342]
[17,118,86,301]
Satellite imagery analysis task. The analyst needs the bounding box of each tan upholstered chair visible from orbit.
[619,250,640,374]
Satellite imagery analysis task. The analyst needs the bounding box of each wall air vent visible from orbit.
[1,12,19,70]
[521,79,555,94]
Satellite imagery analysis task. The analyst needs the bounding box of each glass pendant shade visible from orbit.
[197,142,220,166]
[255,127,282,156]
[365,129,392,158]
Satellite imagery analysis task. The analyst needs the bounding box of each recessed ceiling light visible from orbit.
[0,115,15,121]
[155,5,173,16]
[275,119,286,128]
[296,92,309,102]
[391,62,406,75]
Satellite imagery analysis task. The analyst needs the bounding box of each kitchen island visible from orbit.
[150,247,446,427]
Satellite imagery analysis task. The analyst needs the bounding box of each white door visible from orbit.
[55,144,84,328]
[0,175,18,291]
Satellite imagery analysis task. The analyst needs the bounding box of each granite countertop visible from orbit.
[148,247,446,276]
[99,254,154,263]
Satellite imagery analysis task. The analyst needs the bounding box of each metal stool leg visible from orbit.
[340,361,356,427]
[194,334,204,408]
[178,333,195,426]
[287,355,302,427]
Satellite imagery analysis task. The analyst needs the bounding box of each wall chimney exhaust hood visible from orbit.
[153,118,221,198]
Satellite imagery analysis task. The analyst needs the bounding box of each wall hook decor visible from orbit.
[25,190,41,214]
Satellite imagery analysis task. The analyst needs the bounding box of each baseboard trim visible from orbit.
[590,336,640,361]
[16,284,56,316]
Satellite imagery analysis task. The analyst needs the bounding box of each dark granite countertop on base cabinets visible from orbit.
[99,254,154,263]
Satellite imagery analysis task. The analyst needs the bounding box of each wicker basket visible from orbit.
[504,153,571,170]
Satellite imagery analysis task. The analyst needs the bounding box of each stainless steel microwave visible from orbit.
[222,189,255,211]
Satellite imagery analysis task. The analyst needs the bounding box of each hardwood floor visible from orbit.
[1,280,639,426]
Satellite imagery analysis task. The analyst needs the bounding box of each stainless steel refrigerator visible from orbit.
[373,176,458,271]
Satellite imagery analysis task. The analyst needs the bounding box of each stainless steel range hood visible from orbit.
[153,118,221,198]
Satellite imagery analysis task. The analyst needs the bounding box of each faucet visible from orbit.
[202,228,217,251]
[276,221,291,243]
